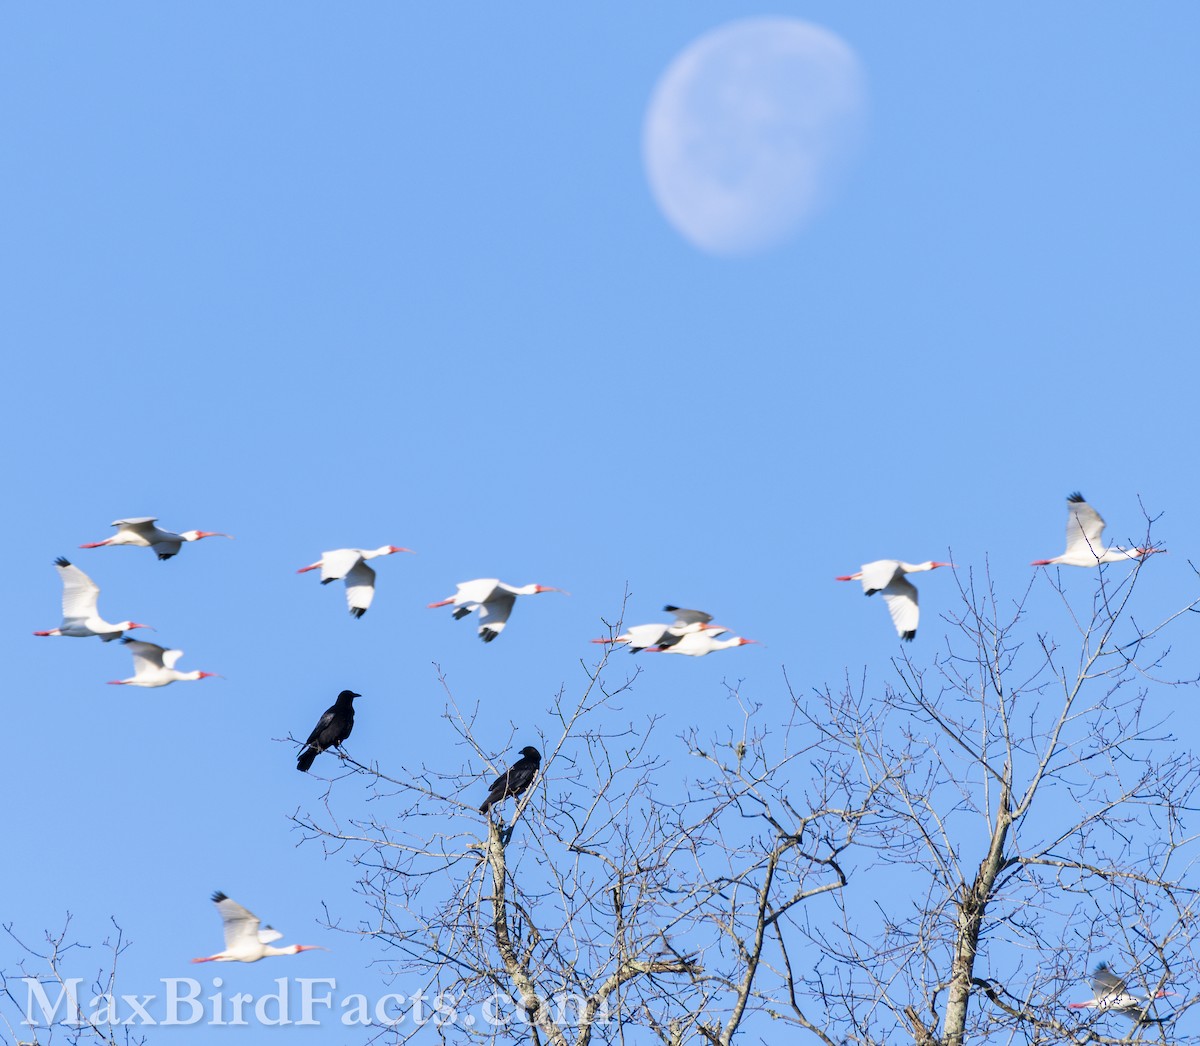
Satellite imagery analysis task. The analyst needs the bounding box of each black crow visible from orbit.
[297,690,360,772]
[479,746,541,813]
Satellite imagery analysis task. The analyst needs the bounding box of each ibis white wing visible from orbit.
[257,927,284,945]
[123,640,168,673]
[320,548,362,583]
[1064,496,1106,559]
[1093,967,1146,1018]
[56,560,102,620]
[214,895,262,951]
[666,606,712,629]
[881,577,919,639]
[859,560,901,594]
[456,578,500,605]
[112,517,158,534]
[344,561,377,615]
[1091,965,1129,999]
[478,591,516,636]
[621,623,671,649]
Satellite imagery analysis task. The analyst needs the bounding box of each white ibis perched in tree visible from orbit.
[80,517,232,560]
[1067,962,1173,1024]
[1032,493,1162,567]
[593,606,723,652]
[297,546,413,618]
[647,630,758,656]
[429,579,566,642]
[108,639,219,687]
[192,892,325,963]
[836,560,954,641]
[33,558,152,641]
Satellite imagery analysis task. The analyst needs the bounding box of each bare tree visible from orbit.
[0,917,145,1046]
[795,549,1200,1045]
[294,640,874,1045]
[299,524,1200,1045]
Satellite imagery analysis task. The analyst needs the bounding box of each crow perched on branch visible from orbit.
[296,690,360,772]
[479,746,541,813]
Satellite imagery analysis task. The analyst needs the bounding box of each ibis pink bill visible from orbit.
[192,892,326,964]
[108,639,220,687]
[836,560,954,641]
[33,557,152,642]
[1031,493,1162,567]
[80,517,232,560]
[297,546,413,618]
[429,579,566,642]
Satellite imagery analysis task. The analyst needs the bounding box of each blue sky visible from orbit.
[3,3,1199,1040]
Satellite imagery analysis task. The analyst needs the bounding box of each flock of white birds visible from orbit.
[29,493,1165,978]
[30,515,767,688]
[32,494,1162,682]
[836,491,1160,640]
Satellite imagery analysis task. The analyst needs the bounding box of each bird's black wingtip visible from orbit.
[481,629,498,643]
[902,630,916,641]
[452,606,471,620]
[1067,492,1085,503]
[54,556,71,567]
[349,607,366,619]
[157,553,175,561]
[865,588,878,596]
[320,578,334,585]
[662,605,679,612]
[211,891,227,904]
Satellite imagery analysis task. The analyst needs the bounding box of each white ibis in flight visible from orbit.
[33,558,152,642]
[1032,493,1162,567]
[297,546,413,618]
[428,579,566,642]
[646,630,758,656]
[836,560,954,641]
[592,605,722,652]
[192,892,325,964]
[108,639,220,687]
[80,517,232,560]
[1068,962,1173,1024]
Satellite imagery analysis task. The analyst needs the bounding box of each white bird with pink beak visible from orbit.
[429,578,567,642]
[80,517,232,560]
[836,559,954,641]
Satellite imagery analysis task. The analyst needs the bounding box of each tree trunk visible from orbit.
[941,782,1011,1046]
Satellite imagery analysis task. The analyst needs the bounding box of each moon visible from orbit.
[643,19,866,255]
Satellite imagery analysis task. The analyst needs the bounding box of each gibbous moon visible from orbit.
[643,19,866,255]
